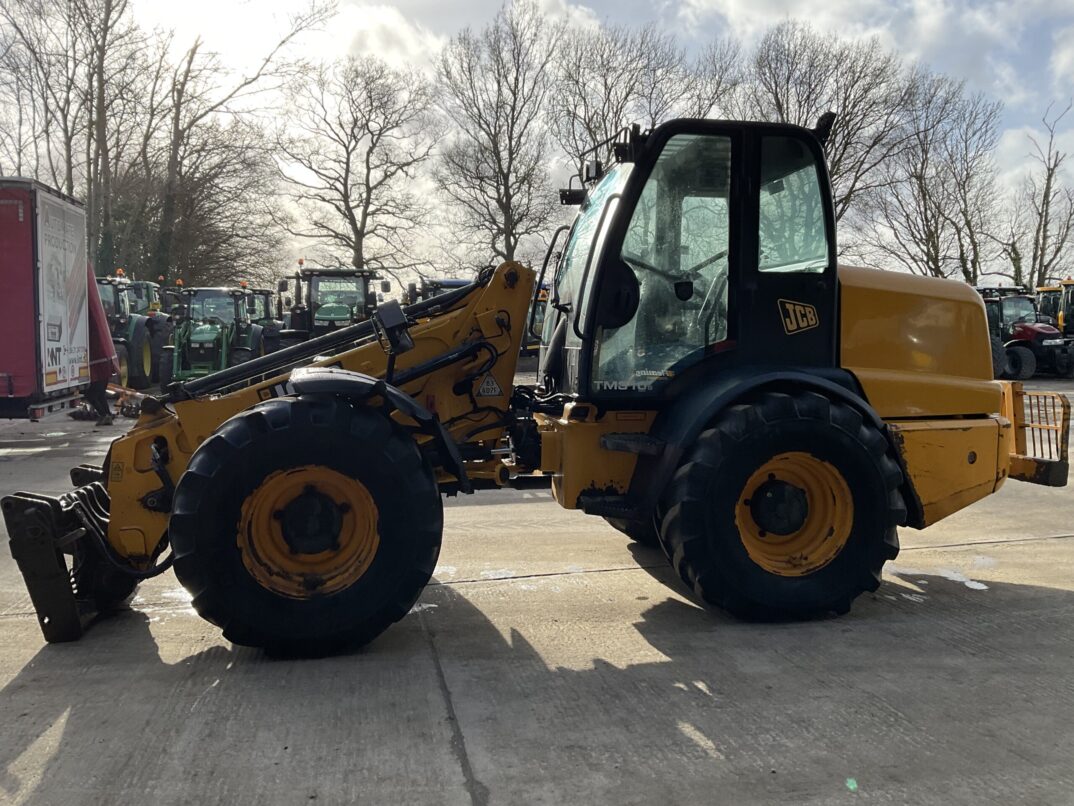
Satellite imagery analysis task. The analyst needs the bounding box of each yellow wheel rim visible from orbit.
[117,351,129,387]
[734,451,853,577]
[141,340,152,376]
[237,465,380,599]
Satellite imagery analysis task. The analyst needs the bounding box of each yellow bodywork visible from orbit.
[839,265,1000,419]
[536,405,655,509]
[841,265,1069,525]
[106,263,536,560]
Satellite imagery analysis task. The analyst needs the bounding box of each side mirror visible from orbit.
[380,280,391,294]
[284,295,293,308]
[406,282,418,304]
[277,279,288,293]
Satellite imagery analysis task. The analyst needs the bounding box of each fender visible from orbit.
[629,367,923,526]
[287,366,471,493]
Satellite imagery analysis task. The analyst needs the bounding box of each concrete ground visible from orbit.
[2,383,1074,805]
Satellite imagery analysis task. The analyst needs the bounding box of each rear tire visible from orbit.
[169,395,442,655]
[1007,345,1036,380]
[658,392,904,620]
[990,335,1009,379]
[158,346,174,390]
[126,323,153,390]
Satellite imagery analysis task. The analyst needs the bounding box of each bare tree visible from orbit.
[276,56,434,282]
[437,0,561,264]
[938,92,1002,284]
[737,21,916,222]
[152,2,330,281]
[551,25,738,170]
[852,73,965,277]
[996,103,1074,287]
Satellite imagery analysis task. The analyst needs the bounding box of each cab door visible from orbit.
[736,132,838,368]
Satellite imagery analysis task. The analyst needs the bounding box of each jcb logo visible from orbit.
[779,299,819,335]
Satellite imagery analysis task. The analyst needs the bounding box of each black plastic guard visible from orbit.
[1,483,111,643]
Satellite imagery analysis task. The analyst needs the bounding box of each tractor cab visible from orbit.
[96,276,132,323]
[161,288,265,385]
[126,280,162,316]
[1038,280,1074,337]
[540,120,835,398]
[247,286,284,353]
[279,268,386,340]
[95,276,153,388]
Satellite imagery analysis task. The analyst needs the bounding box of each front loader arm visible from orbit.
[2,263,535,642]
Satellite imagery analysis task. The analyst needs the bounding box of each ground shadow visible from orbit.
[1,568,1073,805]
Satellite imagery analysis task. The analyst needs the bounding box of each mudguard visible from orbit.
[287,366,472,493]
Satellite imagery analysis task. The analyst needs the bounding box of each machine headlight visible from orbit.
[1042,339,1065,346]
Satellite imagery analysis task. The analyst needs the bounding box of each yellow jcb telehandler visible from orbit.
[3,116,1069,655]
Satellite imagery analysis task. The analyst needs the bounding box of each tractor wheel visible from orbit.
[603,516,660,548]
[657,391,904,620]
[158,347,174,391]
[170,395,442,655]
[990,336,1010,379]
[126,325,153,390]
[112,344,130,388]
[1007,345,1036,380]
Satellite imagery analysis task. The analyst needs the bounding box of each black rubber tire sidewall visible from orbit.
[659,395,901,619]
[1008,345,1036,380]
[170,396,442,654]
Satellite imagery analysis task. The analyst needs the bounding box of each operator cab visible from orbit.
[541,118,837,400]
[180,288,252,325]
[96,277,132,322]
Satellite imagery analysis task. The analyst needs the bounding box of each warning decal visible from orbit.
[477,374,504,397]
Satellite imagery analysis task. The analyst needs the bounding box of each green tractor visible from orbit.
[247,286,285,353]
[95,276,153,389]
[277,267,388,347]
[159,287,265,388]
[124,278,173,383]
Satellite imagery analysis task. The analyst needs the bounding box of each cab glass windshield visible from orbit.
[311,277,365,309]
[127,285,149,314]
[1002,296,1037,326]
[546,164,632,348]
[187,290,239,323]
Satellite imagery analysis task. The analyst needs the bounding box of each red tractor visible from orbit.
[978,286,1073,379]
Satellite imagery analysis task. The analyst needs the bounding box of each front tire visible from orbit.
[169,396,442,655]
[658,392,904,620]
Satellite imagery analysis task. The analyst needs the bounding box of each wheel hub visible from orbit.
[749,478,808,536]
[237,465,380,599]
[278,486,345,554]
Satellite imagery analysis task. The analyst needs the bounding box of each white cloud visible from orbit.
[1051,26,1074,89]
[340,3,446,70]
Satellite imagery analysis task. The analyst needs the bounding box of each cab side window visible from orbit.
[758,137,830,274]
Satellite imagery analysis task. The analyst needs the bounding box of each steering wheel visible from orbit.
[623,249,730,282]
[685,249,728,276]
[621,252,680,281]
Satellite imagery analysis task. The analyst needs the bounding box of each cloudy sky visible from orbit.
[134,0,1074,185]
